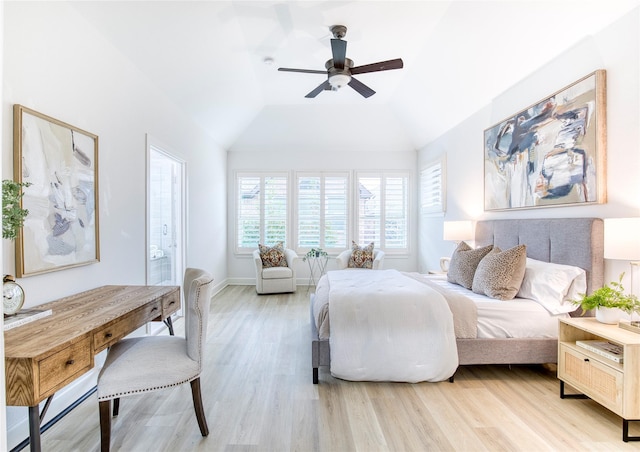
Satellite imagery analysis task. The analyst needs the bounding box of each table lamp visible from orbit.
[443,220,474,243]
[440,220,474,271]
[604,217,640,296]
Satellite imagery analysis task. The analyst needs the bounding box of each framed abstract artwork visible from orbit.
[483,70,606,211]
[13,105,100,277]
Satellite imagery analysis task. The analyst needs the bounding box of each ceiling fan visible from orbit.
[278,25,403,99]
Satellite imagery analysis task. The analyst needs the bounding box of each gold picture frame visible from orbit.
[483,70,607,211]
[13,105,100,277]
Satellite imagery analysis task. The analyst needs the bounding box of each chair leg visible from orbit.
[113,398,120,416]
[190,378,209,436]
[99,400,112,452]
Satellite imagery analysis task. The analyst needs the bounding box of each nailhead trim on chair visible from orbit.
[98,374,199,400]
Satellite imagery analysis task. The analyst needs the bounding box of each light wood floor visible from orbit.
[39,285,640,451]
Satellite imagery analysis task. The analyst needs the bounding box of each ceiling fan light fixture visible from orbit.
[329,73,351,89]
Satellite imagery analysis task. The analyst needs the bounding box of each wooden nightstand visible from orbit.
[558,317,640,442]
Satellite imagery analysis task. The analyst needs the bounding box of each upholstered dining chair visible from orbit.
[96,268,214,452]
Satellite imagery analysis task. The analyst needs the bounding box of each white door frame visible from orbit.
[145,134,187,289]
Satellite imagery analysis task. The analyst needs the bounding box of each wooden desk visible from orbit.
[4,285,180,451]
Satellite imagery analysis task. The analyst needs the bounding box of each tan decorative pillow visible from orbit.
[472,244,527,300]
[259,242,287,268]
[447,242,493,289]
[348,241,374,268]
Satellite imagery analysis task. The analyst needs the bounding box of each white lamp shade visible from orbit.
[604,218,640,260]
[443,220,474,242]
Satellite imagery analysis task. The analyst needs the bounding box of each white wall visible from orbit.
[418,8,640,284]
[2,2,227,448]
[228,105,419,282]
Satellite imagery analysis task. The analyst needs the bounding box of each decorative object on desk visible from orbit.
[3,274,25,315]
[303,248,327,261]
[4,307,52,331]
[13,104,100,278]
[573,273,640,324]
[2,180,31,240]
[484,69,606,211]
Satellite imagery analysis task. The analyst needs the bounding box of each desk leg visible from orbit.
[164,317,175,336]
[28,405,41,452]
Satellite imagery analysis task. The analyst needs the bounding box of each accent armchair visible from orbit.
[336,248,385,270]
[253,248,298,294]
[97,268,214,451]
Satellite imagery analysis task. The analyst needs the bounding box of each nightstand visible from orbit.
[558,317,640,441]
[428,270,447,275]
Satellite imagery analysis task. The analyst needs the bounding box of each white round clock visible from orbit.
[3,275,25,316]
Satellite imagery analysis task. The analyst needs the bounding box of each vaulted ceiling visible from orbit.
[72,1,639,151]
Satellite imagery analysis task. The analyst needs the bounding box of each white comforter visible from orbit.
[327,269,458,383]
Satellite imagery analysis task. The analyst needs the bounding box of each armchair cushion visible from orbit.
[348,241,374,269]
[258,242,287,268]
[262,266,294,279]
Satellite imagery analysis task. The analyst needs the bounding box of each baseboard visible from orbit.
[225,277,307,287]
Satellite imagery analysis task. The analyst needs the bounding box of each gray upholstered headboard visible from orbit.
[475,218,604,295]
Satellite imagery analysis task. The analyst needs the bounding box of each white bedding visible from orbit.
[313,273,566,343]
[424,277,568,338]
[325,269,458,383]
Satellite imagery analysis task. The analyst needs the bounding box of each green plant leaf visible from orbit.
[2,180,31,240]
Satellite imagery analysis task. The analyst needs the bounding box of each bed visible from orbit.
[310,217,604,384]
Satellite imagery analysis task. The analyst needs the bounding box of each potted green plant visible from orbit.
[574,273,640,324]
[303,248,328,261]
[2,180,30,240]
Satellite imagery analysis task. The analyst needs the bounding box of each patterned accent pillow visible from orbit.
[447,242,493,289]
[472,244,527,300]
[258,242,287,268]
[348,241,374,269]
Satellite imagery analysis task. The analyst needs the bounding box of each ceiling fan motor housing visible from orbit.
[326,58,353,89]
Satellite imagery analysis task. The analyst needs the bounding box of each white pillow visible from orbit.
[516,258,586,314]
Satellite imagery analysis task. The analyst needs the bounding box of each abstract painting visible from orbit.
[484,70,606,211]
[13,105,100,277]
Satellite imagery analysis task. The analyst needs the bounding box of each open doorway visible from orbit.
[146,137,186,290]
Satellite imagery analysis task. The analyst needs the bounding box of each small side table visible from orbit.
[428,270,447,276]
[305,256,328,290]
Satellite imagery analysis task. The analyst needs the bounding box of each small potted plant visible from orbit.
[2,180,30,240]
[574,273,640,324]
[303,248,328,261]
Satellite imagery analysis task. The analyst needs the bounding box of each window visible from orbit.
[357,172,409,251]
[296,173,349,252]
[235,170,410,255]
[420,156,445,214]
[236,173,288,251]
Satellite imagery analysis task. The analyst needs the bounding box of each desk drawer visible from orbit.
[39,340,92,396]
[93,300,161,352]
[160,291,180,318]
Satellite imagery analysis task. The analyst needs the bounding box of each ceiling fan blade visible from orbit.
[350,58,404,75]
[348,77,375,98]
[305,80,332,98]
[331,38,347,69]
[278,67,327,74]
